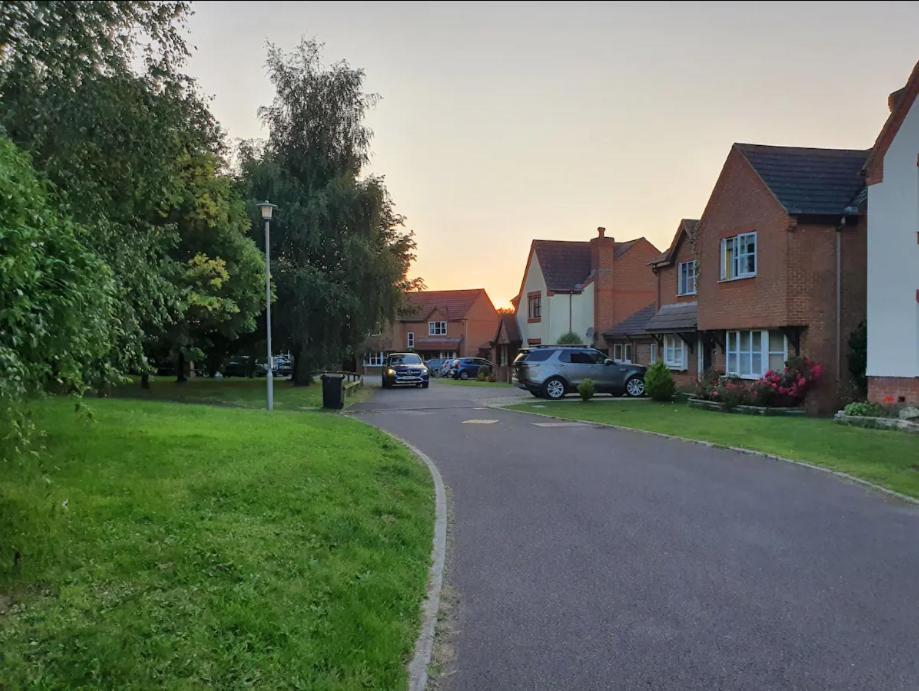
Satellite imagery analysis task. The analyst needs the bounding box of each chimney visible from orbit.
[589,226,616,347]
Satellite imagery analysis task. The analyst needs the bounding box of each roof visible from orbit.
[532,240,592,292]
[401,289,488,321]
[603,304,656,339]
[492,313,522,345]
[650,219,700,267]
[413,337,462,350]
[644,302,698,333]
[614,239,638,259]
[735,143,869,217]
[865,60,919,185]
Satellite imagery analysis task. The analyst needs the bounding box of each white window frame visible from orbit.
[720,232,757,281]
[527,293,541,321]
[663,335,686,370]
[677,260,697,296]
[725,329,788,379]
[363,351,385,367]
[649,343,658,364]
[613,343,632,363]
[407,331,415,349]
[428,320,447,336]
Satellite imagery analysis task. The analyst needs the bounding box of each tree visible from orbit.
[0,136,118,457]
[238,40,420,385]
[557,332,582,345]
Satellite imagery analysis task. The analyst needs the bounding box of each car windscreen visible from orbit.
[388,354,422,365]
[521,349,553,363]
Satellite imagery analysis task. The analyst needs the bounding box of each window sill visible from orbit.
[676,291,697,297]
[725,373,762,380]
[718,274,756,284]
[527,318,541,324]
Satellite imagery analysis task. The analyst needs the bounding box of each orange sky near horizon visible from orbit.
[186,1,919,308]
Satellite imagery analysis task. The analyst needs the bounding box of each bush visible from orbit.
[847,321,867,395]
[716,378,753,410]
[644,362,675,402]
[557,332,581,345]
[476,365,492,382]
[843,401,888,418]
[757,356,823,406]
[578,378,596,402]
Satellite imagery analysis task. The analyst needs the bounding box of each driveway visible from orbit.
[351,380,919,689]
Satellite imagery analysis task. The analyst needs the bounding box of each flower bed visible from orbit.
[688,397,805,416]
[833,413,919,434]
[693,357,822,412]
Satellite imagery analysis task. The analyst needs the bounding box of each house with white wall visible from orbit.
[513,227,659,349]
[864,60,919,405]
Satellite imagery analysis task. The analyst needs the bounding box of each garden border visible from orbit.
[687,397,805,416]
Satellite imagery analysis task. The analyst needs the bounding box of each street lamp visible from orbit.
[257,200,277,411]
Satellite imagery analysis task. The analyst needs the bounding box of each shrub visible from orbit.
[476,366,489,381]
[843,401,888,418]
[644,362,675,402]
[557,332,581,345]
[694,370,720,401]
[847,321,867,395]
[716,378,752,410]
[757,356,823,406]
[578,378,596,402]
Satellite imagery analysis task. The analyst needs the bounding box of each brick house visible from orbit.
[362,289,499,372]
[637,218,703,389]
[695,143,869,413]
[514,227,660,350]
[864,60,919,406]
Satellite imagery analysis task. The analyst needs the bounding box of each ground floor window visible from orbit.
[725,330,787,379]
[363,351,385,367]
[649,343,658,364]
[613,343,632,363]
[663,335,686,370]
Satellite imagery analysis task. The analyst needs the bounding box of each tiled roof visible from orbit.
[735,143,869,216]
[650,219,700,267]
[645,302,698,333]
[603,304,656,339]
[532,240,592,292]
[401,289,488,321]
[614,239,637,259]
[493,313,522,345]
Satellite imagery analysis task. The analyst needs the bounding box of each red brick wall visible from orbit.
[590,232,616,342]
[463,292,500,358]
[656,233,698,306]
[868,376,919,406]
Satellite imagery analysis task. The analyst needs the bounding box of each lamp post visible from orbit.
[257,201,277,411]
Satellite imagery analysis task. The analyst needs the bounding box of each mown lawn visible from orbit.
[109,376,369,410]
[0,398,432,688]
[509,400,919,499]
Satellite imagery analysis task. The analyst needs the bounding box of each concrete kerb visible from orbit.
[348,416,448,691]
[489,400,919,507]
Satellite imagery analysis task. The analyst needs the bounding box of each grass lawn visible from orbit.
[109,375,370,410]
[0,398,432,688]
[509,400,919,499]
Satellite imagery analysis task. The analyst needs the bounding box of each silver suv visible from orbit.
[513,346,647,399]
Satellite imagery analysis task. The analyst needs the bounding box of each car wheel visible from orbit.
[543,377,566,400]
[625,375,646,397]
[460,371,470,380]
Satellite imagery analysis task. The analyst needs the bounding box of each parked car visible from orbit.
[440,359,458,377]
[223,356,255,377]
[382,352,430,389]
[425,358,446,377]
[450,357,494,380]
[513,346,647,399]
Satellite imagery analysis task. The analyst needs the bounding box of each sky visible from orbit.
[185,1,919,307]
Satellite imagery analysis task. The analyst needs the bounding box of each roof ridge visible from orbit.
[735,142,870,155]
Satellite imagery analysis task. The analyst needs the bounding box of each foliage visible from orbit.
[510,401,919,499]
[578,378,596,402]
[843,401,891,418]
[0,397,431,687]
[0,136,118,457]
[644,362,676,402]
[557,332,582,345]
[695,358,824,409]
[847,321,867,395]
[476,365,493,381]
[238,40,420,385]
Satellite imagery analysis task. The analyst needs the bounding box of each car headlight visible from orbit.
[385,368,395,376]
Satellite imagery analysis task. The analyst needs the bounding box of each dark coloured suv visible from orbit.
[382,352,430,389]
[513,346,647,399]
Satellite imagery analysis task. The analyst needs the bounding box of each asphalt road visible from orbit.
[351,380,919,690]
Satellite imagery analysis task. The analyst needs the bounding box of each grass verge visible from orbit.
[0,398,432,688]
[508,400,919,499]
[108,376,370,410]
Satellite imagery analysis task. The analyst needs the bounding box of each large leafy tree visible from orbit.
[238,41,420,384]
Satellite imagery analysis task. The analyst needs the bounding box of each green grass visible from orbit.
[109,376,370,410]
[0,398,433,688]
[509,400,919,499]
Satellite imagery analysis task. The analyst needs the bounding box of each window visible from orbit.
[363,351,385,366]
[678,260,697,295]
[725,330,787,379]
[561,349,605,365]
[720,232,757,280]
[407,331,415,349]
[663,335,686,370]
[522,349,553,362]
[613,343,632,362]
[649,343,658,364]
[527,292,542,321]
[428,320,447,336]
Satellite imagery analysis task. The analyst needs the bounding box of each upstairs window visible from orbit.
[678,260,697,295]
[527,292,542,321]
[428,320,447,336]
[720,232,757,280]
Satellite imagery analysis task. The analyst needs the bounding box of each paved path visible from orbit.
[352,380,919,690]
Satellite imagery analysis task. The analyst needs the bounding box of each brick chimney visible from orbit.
[589,226,616,346]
